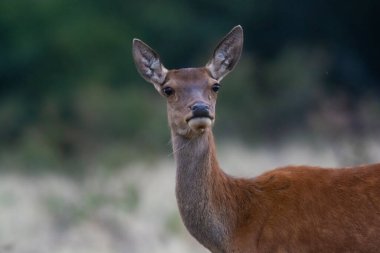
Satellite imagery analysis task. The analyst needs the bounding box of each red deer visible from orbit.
[132,25,380,253]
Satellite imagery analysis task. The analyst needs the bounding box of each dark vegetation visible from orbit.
[1,0,379,172]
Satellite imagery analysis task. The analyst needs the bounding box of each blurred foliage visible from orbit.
[0,0,379,172]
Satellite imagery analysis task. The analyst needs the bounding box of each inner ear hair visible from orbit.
[132,39,168,89]
[206,25,244,81]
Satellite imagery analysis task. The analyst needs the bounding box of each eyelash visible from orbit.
[212,83,221,93]
[162,86,174,97]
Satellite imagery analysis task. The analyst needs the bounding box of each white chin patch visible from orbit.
[188,117,212,132]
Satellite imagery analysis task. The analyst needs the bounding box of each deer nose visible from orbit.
[191,103,210,118]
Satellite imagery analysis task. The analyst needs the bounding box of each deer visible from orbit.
[132,25,380,253]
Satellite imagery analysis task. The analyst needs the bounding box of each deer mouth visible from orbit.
[186,116,214,131]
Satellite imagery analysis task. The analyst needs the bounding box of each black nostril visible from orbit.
[191,103,210,112]
[191,103,210,118]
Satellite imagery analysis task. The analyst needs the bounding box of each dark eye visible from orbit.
[162,87,174,97]
[211,83,221,93]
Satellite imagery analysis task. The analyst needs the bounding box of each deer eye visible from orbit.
[211,83,221,93]
[162,87,174,97]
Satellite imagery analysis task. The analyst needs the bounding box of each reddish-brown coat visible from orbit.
[226,164,380,252]
[173,130,380,253]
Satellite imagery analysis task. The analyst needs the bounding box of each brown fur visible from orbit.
[172,130,380,253]
[132,26,380,253]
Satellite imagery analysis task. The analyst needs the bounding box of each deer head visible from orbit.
[132,26,243,138]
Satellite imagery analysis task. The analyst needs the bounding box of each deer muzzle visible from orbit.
[186,102,214,131]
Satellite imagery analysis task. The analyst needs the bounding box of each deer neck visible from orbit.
[172,129,232,251]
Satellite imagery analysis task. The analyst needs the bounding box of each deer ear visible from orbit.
[132,39,168,91]
[206,25,244,81]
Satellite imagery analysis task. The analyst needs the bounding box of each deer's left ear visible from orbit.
[132,39,168,91]
[206,25,244,81]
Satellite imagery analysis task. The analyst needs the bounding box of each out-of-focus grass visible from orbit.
[0,139,379,253]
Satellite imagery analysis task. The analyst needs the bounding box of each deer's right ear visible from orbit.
[132,39,168,91]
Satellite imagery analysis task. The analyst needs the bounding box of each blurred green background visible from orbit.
[1,0,380,173]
